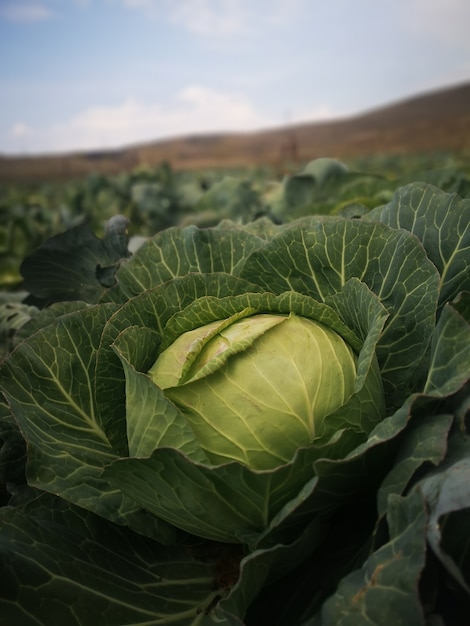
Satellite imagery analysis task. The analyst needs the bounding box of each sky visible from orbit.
[1,0,470,156]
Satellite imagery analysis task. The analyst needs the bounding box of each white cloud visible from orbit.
[0,2,55,22]
[5,86,273,154]
[11,122,32,137]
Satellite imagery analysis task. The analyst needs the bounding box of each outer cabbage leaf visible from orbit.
[418,419,470,596]
[104,225,268,303]
[219,519,325,620]
[226,496,376,626]
[377,291,470,515]
[365,183,470,312]
[322,420,470,626]
[12,300,90,344]
[424,291,470,396]
[0,303,181,543]
[0,398,26,500]
[315,489,428,626]
[104,400,414,547]
[227,215,281,240]
[112,326,209,461]
[376,408,453,518]
[20,216,130,306]
[0,492,231,626]
[104,446,326,545]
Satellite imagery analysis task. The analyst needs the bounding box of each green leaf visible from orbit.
[0,493,228,626]
[1,303,122,512]
[376,292,469,517]
[377,406,453,518]
[418,427,470,594]
[424,292,470,396]
[112,326,208,461]
[221,519,324,620]
[325,279,388,399]
[105,226,267,303]
[12,300,89,345]
[20,216,130,306]
[0,398,26,496]
[259,418,401,550]
[104,446,334,546]
[2,304,118,472]
[104,413,392,549]
[366,183,470,311]
[318,489,427,626]
[325,279,388,346]
[234,498,378,625]
[227,216,281,240]
[0,304,179,542]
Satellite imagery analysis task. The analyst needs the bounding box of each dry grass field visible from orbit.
[1,81,469,183]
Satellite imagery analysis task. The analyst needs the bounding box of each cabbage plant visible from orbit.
[1,180,469,625]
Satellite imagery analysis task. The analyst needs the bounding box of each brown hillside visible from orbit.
[1,81,469,183]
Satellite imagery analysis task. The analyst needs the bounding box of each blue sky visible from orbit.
[1,0,470,155]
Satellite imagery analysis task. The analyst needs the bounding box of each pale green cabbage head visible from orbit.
[149,311,385,469]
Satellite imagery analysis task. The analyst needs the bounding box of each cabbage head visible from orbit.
[149,311,384,469]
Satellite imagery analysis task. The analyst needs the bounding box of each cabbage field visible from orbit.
[0,155,469,625]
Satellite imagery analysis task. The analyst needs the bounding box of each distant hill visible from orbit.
[1,81,470,183]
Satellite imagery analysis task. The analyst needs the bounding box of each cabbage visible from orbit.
[150,312,384,469]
